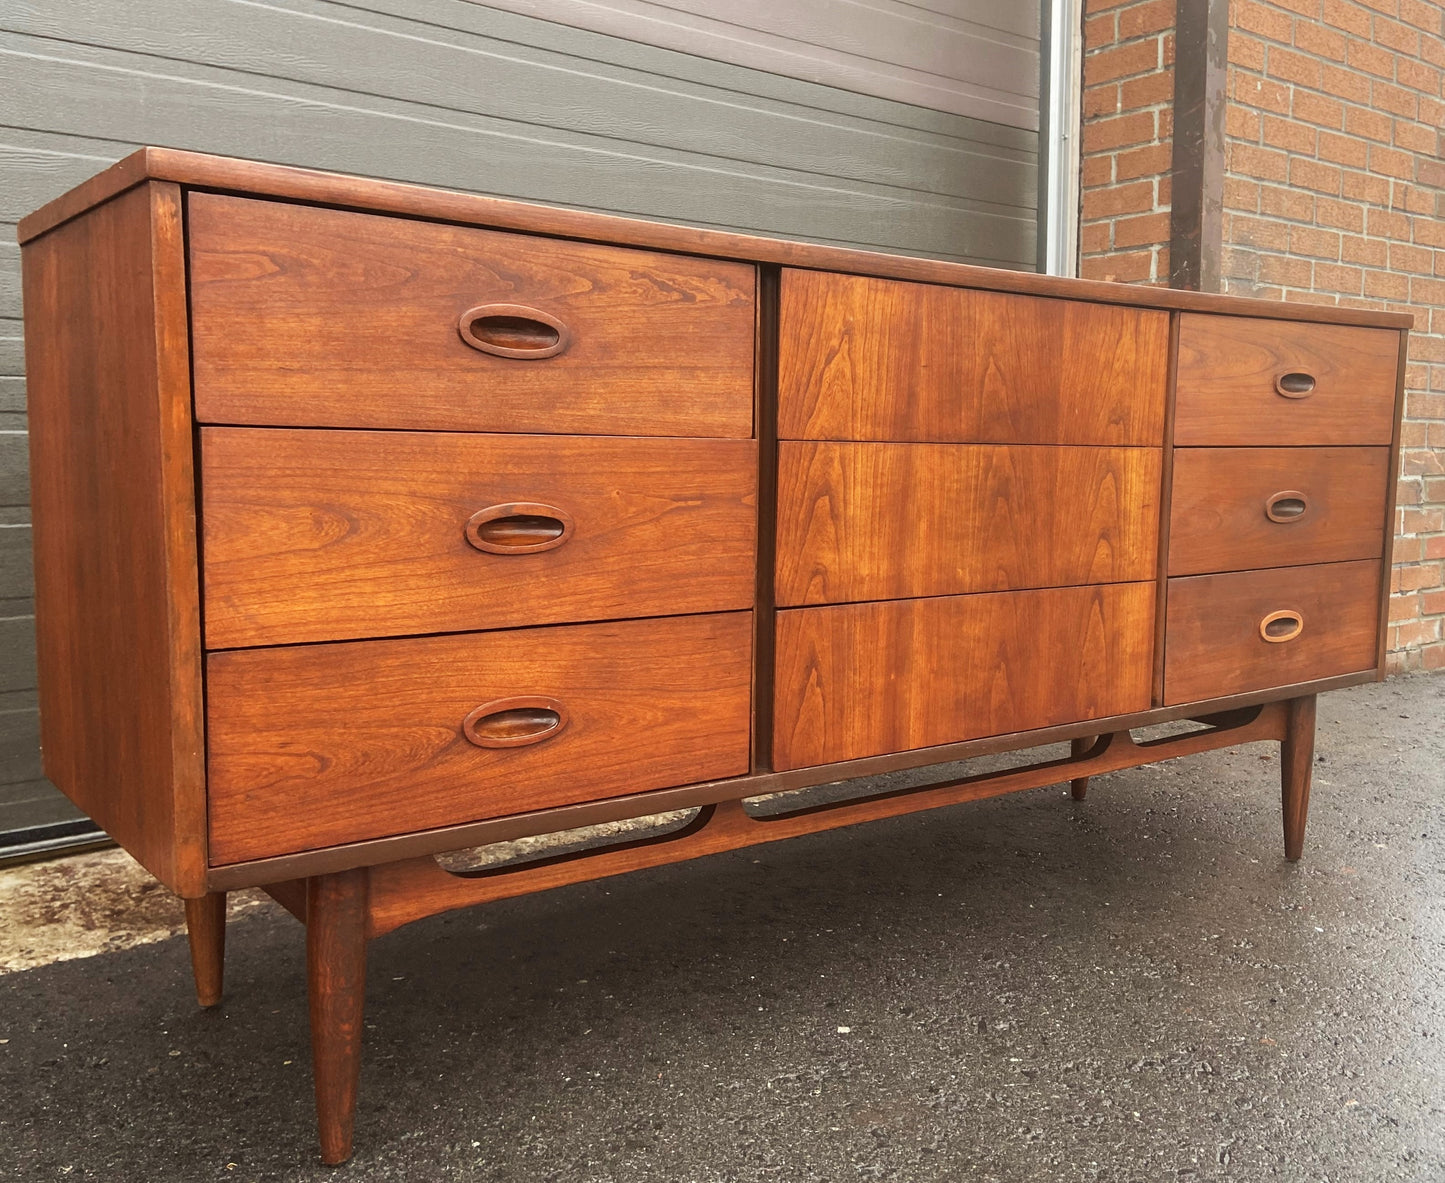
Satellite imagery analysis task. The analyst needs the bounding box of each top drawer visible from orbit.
[778,270,1169,444]
[1174,314,1399,445]
[188,194,755,437]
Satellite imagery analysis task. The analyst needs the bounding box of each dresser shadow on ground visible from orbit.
[2,677,1442,1183]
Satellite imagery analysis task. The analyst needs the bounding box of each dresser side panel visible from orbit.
[22,182,205,894]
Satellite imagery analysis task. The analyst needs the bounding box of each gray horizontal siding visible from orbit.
[0,0,1038,834]
[476,0,1041,128]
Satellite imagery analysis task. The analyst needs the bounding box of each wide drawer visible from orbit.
[778,269,1169,444]
[188,194,755,437]
[776,442,1160,605]
[773,584,1155,770]
[1174,314,1399,445]
[207,612,753,864]
[201,428,758,648]
[1163,561,1379,705]
[1169,447,1389,576]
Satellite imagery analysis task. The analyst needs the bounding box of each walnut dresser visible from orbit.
[19,150,1410,1164]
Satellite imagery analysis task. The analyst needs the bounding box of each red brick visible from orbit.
[1083,82,1121,118]
[1290,224,1342,258]
[1423,590,1445,616]
[1290,156,1343,193]
[1411,275,1445,305]
[1085,0,1133,12]
[1292,89,1345,127]
[1263,113,1318,153]
[1375,15,1423,55]
[1082,180,1156,219]
[1259,253,1315,286]
[1396,58,1443,97]
[1427,535,1445,560]
[1322,0,1372,36]
[1119,69,1175,108]
[1235,0,1295,42]
[1404,508,1445,533]
[1086,38,1163,84]
[1342,234,1388,265]
[1231,32,1267,72]
[1223,176,1262,212]
[1417,155,1445,186]
[1365,268,1411,300]
[1079,249,1156,282]
[1400,562,1444,591]
[1118,0,1174,40]
[1389,241,1434,273]
[1232,142,1291,182]
[1113,210,1171,247]
[1316,196,1365,231]
[1317,129,1369,166]
[1293,18,1348,60]
[1423,642,1445,671]
[1233,70,1292,114]
[1345,104,1394,141]
[1081,154,1114,187]
[1400,0,1444,36]
[1260,182,1314,220]
[1079,221,1112,254]
[1084,11,1117,46]
[1321,62,1373,102]
[1373,81,1420,119]
[1313,262,1364,292]
[1398,120,1440,156]
[1270,0,1323,17]
[1390,592,1420,622]
[1234,214,1292,250]
[1397,619,1443,647]
[1366,209,1411,243]
[1085,109,1158,150]
[1227,104,1263,139]
[1268,46,1324,87]
[1115,142,1173,180]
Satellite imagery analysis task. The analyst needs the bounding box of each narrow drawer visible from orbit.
[773,584,1155,770]
[201,428,757,648]
[1175,314,1399,445]
[207,612,753,864]
[1169,447,1389,576]
[1163,561,1379,705]
[778,269,1168,444]
[776,442,1160,605]
[188,194,755,437]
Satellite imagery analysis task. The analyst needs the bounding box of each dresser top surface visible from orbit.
[18,147,1412,332]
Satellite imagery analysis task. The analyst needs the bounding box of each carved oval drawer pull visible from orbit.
[1265,490,1310,523]
[464,502,575,554]
[463,696,569,748]
[1260,610,1304,643]
[1274,371,1316,398]
[458,303,570,359]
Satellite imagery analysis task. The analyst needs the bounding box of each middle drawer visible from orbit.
[776,442,1160,605]
[201,429,758,648]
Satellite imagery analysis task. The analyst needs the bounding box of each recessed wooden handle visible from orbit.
[462,696,568,748]
[1260,610,1304,643]
[458,303,570,359]
[464,502,575,554]
[1265,490,1309,523]
[1274,371,1316,398]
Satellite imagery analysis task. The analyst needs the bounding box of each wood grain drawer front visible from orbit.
[778,270,1169,444]
[773,584,1155,770]
[776,442,1160,605]
[1163,561,1379,705]
[188,194,755,437]
[1169,447,1389,576]
[207,612,753,864]
[201,429,757,648]
[1174,315,1399,445]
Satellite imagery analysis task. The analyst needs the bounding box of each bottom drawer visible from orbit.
[1164,561,1379,705]
[772,583,1156,770]
[207,612,753,864]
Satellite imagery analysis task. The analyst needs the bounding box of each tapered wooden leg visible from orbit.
[1069,737,1094,800]
[184,893,227,1007]
[307,868,369,1166]
[1281,694,1317,862]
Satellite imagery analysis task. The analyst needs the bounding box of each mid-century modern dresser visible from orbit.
[19,150,1410,1163]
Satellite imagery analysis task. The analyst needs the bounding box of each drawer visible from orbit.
[1163,561,1379,705]
[188,194,755,437]
[1174,314,1399,445]
[201,428,757,648]
[1169,447,1389,576]
[778,269,1168,444]
[776,442,1160,605]
[207,612,753,863]
[773,583,1155,769]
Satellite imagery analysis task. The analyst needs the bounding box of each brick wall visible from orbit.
[1079,0,1445,672]
[1080,0,1177,282]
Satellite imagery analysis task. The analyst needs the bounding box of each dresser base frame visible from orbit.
[185,694,1316,1164]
